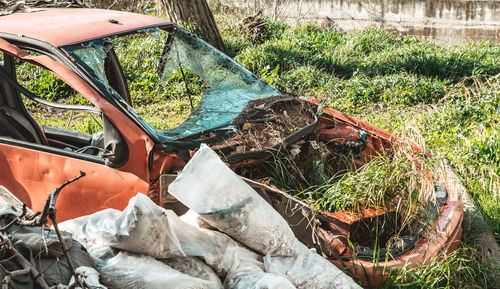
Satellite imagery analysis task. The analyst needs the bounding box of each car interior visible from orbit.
[0,53,49,145]
[0,50,128,167]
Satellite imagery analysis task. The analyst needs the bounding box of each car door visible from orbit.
[0,44,153,221]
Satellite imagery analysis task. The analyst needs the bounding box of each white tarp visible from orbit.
[99,251,219,289]
[169,144,362,289]
[60,144,361,289]
[60,194,294,289]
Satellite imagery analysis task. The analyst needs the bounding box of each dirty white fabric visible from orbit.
[59,195,222,288]
[99,251,219,289]
[69,266,107,289]
[168,144,362,289]
[264,247,361,289]
[180,209,216,230]
[221,246,295,289]
[59,196,185,259]
[60,194,294,289]
[173,224,296,289]
[169,144,301,257]
[180,209,202,227]
[163,256,223,285]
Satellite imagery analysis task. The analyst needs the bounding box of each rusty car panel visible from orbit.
[0,8,465,286]
[0,8,169,46]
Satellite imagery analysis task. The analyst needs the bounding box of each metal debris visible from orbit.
[0,172,105,289]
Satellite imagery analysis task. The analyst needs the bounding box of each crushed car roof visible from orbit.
[0,8,169,47]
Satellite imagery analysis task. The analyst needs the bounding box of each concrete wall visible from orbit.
[221,0,500,45]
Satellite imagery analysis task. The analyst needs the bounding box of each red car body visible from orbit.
[0,8,463,286]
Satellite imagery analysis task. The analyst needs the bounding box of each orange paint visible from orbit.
[0,9,463,286]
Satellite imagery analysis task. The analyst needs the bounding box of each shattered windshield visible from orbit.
[62,26,280,141]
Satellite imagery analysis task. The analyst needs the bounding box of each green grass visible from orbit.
[384,246,493,288]
[218,16,500,238]
[306,147,430,213]
[359,76,500,240]
[13,13,499,288]
[15,31,207,133]
[239,140,433,214]
[216,16,499,287]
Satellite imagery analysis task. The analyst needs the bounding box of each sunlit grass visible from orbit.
[133,96,201,130]
[15,13,500,287]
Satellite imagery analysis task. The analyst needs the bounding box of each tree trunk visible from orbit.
[160,0,227,53]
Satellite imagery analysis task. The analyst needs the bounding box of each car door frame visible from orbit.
[0,36,156,220]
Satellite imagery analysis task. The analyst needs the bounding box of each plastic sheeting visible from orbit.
[168,144,301,257]
[99,251,218,289]
[58,145,361,288]
[60,194,295,289]
[163,256,223,285]
[264,252,359,289]
[58,196,221,289]
[221,246,294,289]
[169,144,362,289]
[70,267,107,289]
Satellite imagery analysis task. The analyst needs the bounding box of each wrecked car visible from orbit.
[0,8,463,286]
